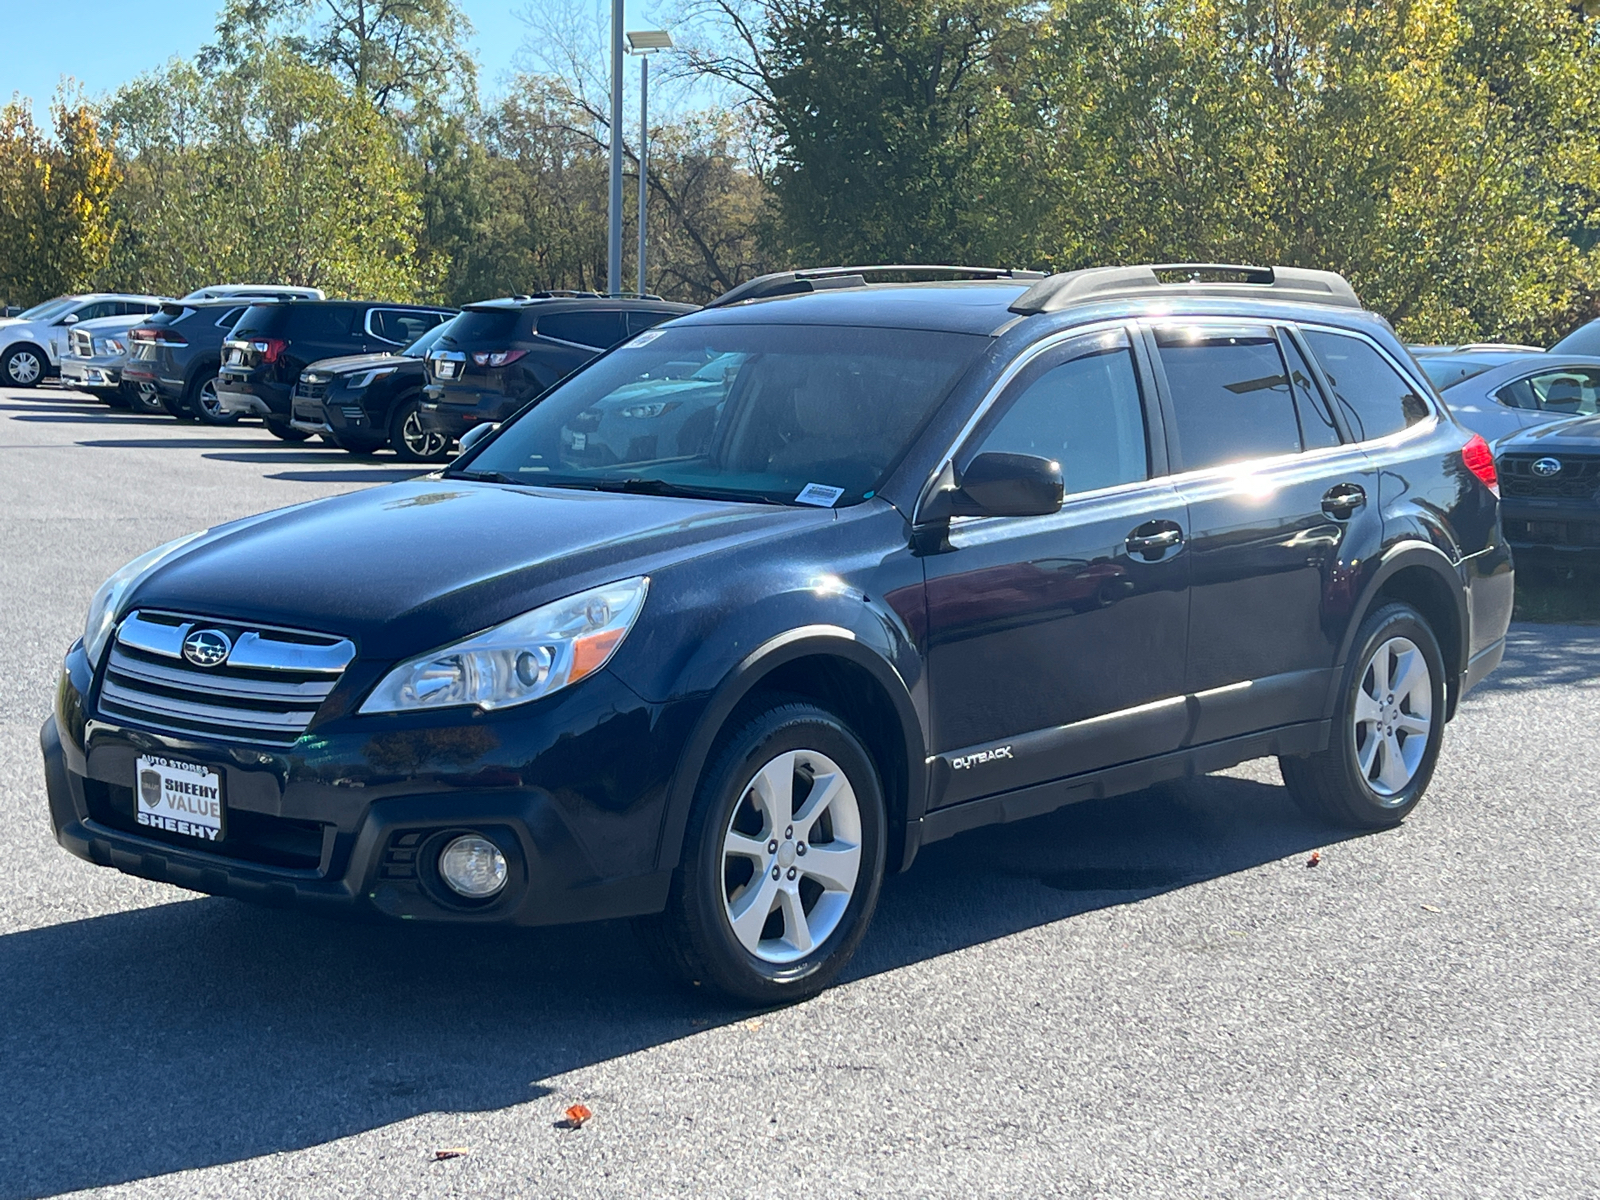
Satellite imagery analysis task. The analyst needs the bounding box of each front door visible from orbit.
[923,328,1191,808]
[1147,321,1381,742]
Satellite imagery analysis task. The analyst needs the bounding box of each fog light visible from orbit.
[438,835,507,898]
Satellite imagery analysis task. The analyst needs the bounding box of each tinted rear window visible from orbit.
[1304,330,1431,440]
[1419,357,1495,390]
[449,309,521,344]
[538,310,626,348]
[1156,327,1304,470]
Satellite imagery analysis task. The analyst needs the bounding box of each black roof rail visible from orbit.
[707,265,1048,309]
[1008,263,1362,315]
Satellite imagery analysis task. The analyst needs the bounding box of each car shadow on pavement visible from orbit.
[9,413,171,427]
[76,437,275,450]
[0,773,1345,1199]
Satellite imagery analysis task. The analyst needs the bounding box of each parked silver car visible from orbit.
[0,294,166,388]
[58,313,160,406]
[1416,349,1600,443]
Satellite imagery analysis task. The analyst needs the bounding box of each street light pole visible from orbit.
[607,0,624,296]
[625,31,672,298]
[637,53,649,297]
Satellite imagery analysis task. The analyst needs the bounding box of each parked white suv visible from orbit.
[0,294,166,388]
[180,285,326,302]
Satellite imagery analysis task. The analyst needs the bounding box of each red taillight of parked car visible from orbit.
[252,338,290,364]
[130,328,188,346]
[471,350,527,367]
[1462,433,1499,496]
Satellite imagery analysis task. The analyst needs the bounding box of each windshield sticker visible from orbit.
[795,483,845,508]
[624,328,666,348]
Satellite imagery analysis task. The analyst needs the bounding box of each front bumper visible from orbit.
[59,356,123,390]
[43,642,696,926]
[1499,499,1600,553]
[291,388,381,443]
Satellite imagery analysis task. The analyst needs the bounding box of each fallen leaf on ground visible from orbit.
[745,1019,764,1032]
[1306,851,1322,867]
[561,1104,594,1129]
[1421,904,1441,913]
[433,1148,469,1161]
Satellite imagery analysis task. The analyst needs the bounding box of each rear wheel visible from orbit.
[2,344,45,388]
[1279,602,1446,828]
[389,396,451,462]
[186,374,238,426]
[264,417,311,443]
[647,701,887,1003]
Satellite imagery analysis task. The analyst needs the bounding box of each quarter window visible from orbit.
[1156,327,1303,471]
[369,308,446,346]
[1303,330,1430,441]
[1283,335,1342,450]
[1495,368,1600,416]
[971,332,1149,496]
[539,311,626,349]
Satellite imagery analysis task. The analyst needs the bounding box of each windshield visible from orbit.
[455,323,988,505]
[1420,357,1496,390]
[403,315,456,358]
[17,297,76,322]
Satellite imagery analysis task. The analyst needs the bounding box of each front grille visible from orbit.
[1499,453,1600,500]
[70,328,93,357]
[97,610,355,748]
[296,379,329,401]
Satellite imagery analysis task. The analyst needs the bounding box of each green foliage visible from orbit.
[0,96,119,306]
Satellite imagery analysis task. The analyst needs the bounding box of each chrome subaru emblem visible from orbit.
[182,628,233,668]
[1532,457,1563,477]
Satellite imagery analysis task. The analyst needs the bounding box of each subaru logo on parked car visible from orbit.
[182,628,232,668]
[1532,457,1563,477]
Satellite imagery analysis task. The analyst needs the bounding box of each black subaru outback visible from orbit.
[41,264,1512,1003]
[417,293,695,442]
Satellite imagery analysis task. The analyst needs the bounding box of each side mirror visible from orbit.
[60,313,79,325]
[958,452,1064,517]
[458,422,498,454]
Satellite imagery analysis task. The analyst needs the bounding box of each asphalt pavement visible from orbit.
[0,386,1595,1199]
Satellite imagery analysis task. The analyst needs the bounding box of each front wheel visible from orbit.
[1279,602,1446,828]
[2,344,45,388]
[389,396,451,462]
[648,701,887,1004]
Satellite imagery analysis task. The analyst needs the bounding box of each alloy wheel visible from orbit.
[401,408,447,458]
[197,378,222,419]
[720,748,862,963]
[1352,635,1432,801]
[7,350,41,385]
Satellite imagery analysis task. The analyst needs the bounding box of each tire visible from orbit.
[647,700,887,1004]
[389,396,452,462]
[338,440,383,457]
[92,387,128,408]
[129,381,172,416]
[1279,602,1447,829]
[2,344,46,388]
[186,374,238,426]
[264,418,311,443]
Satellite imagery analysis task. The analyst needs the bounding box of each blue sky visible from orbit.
[3,0,657,111]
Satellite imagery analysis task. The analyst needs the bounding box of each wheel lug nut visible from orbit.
[785,826,793,839]
[771,867,780,880]
[787,867,796,880]
[768,840,779,854]
[797,843,807,855]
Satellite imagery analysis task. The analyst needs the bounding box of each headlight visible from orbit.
[619,401,682,419]
[349,367,397,389]
[83,532,207,666]
[94,337,125,355]
[359,577,650,714]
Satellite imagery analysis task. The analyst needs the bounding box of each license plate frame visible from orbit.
[135,755,226,844]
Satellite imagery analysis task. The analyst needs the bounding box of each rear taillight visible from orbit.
[1462,434,1499,496]
[472,349,527,368]
[253,338,290,364]
[131,328,187,346]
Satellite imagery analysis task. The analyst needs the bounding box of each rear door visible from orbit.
[922,327,1191,807]
[1148,321,1380,743]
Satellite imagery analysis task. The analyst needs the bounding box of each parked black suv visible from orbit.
[1494,415,1600,559]
[218,301,454,440]
[123,300,256,423]
[42,264,1512,1004]
[289,317,459,461]
[418,294,695,441]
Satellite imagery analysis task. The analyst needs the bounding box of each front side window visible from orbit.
[458,323,988,506]
[1496,368,1600,416]
[1156,326,1303,471]
[969,331,1148,496]
[1303,329,1431,441]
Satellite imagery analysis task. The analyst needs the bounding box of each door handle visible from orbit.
[1321,483,1367,519]
[1126,521,1184,561]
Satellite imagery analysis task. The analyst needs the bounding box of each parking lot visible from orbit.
[1,385,1596,1199]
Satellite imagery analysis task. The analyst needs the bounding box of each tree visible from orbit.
[0,96,119,306]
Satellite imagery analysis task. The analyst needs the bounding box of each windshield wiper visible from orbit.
[595,477,783,505]
[451,468,526,485]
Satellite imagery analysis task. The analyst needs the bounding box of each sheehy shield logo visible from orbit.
[182,628,232,668]
[139,769,162,808]
[1532,457,1563,477]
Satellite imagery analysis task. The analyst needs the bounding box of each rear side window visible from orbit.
[627,309,675,336]
[539,311,626,349]
[972,332,1149,496]
[369,308,446,346]
[214,306,246,329]
[1156,327,1303,470]
[1303,330,1430,441]
[1283,335,1341,450]
[284,305,359,342]
[1496,368,1600,415]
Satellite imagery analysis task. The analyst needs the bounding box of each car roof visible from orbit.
[463,296,698,313]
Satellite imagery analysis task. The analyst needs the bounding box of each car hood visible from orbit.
[304,352,416,377]
[129,480,820,659]
[70,315,148,336]
[1496,415,1600,453]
